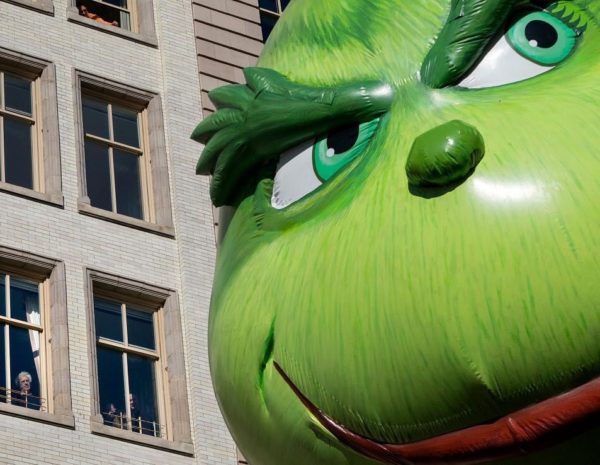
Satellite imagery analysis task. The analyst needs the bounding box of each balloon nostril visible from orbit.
[406,120,485,187]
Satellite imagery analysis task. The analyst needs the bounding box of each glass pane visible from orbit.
[0,326,5,402]
[114,149,143,219]
[103,0,128,7]
[97,346,126,428]
[127,354,159,436]
[260,12,278,42]
[0,274,5,317]
[82,98,109,139]
[4,75,32,116]
[4,118,33,189]
[9,277,38,322]
[120,11,131,31]
[84,140,112,211]
[259,0,278,12]
[281,0,291,10]
[94,298,123,342]
[10,326,41,410]
[126,307,155,350]
[112,105,139,147]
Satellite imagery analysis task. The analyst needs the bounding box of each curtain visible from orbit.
[25,296,41,382]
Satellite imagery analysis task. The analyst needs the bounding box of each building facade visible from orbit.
[0,0,287,463]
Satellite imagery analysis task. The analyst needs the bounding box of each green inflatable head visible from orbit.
[192,1,600,464]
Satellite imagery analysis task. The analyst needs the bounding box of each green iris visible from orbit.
[507,11,578,66]
[313,118,380,182]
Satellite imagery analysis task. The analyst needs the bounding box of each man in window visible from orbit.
[11,371,40,410]
[77,1,118,27]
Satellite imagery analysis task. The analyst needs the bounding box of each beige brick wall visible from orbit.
[0,0,236,463]
[192,0,263,115]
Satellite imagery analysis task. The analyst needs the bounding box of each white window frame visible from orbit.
[0,246,73,428]
[67,0,157,47]
[0,48,63,206]
[86,269,192,455]
[74,70,174,237]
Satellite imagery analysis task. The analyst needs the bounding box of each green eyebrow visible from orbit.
[421,0,557,88]
[191,68,393,207]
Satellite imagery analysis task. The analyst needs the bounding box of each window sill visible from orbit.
[0,182,64,207]
[1,0,54,15]
[0,403,74,428]
[67,7,158,47]
[91,420,194,456]
[78,200,175,238]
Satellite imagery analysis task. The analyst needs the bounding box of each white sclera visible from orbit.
[459,36,553,89]
[271,140,322,210]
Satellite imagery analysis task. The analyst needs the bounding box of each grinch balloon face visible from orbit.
[192,1,600,464]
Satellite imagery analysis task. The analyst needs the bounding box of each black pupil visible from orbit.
[525,20,558,48]
[327,124,360,154]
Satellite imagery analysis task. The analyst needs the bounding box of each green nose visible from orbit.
[406,120,485,187]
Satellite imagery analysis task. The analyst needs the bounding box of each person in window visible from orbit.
[103,402,125,429]
[11,371,40,410]
[77,2,118,27]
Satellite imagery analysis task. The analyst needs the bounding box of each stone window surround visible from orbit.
[84,269,193,456]
[0,47,63,207]
[0,0,54,15]
[73,70,175,237]
[0,246,74,429]
[67,0,158,47]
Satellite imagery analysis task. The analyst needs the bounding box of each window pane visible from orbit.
[10,326,41,410]
[259,0,278,12]
[82,98,109,139]
[102,0,128,7]
[97,346,126,428]
[127,354,159,436]
[4,75,32,116]
[114,149,143,219]
[112,105,139,147]
[84,140,112,211]
[260,12,278,41]
[94,298,123,342]
[9,277,38,322]
[126,308,155,350]
[0,326,5,400]
[4,118,33,189]
[0,274,5,317]
[281,0,291,10]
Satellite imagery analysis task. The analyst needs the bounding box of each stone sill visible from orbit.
[67,7,158,48]
[91,420,194,456]
[1,0,54,15]
[0,403,75,428]
[0,182,64,207]
[78,200,175,238]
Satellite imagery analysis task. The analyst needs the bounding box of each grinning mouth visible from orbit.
[274,362,600,465]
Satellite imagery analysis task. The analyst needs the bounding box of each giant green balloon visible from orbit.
[192,1,600,464]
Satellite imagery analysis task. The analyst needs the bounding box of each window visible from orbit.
[0,246,73,427]
[68,0,157,47]
[75,0,134,31]
[0,48,62,206]
[94,296,164,437]
[259,0,291,41]
[1,0,54,15]
[87,270,192,454]
[82,96,146,220]
[75,71,174,236]
[0,273,46,411]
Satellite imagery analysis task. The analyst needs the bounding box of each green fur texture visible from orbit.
[203,1,600,464]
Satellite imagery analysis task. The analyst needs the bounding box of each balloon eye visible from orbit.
[313,119,380,182]
[507,12,578,66]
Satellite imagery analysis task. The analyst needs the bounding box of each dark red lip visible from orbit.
[274,362,600,465]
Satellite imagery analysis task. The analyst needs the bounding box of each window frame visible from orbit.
[74,70,174,237]
[0,0,54,15]
[67,0,157,47]
[0,246,73,428]
[0,48,63,207]
[259,0,289,41]
[85,269,192,455]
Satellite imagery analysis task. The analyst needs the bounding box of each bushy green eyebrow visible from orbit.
[192,68,393,207]
[421,0,561,88]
